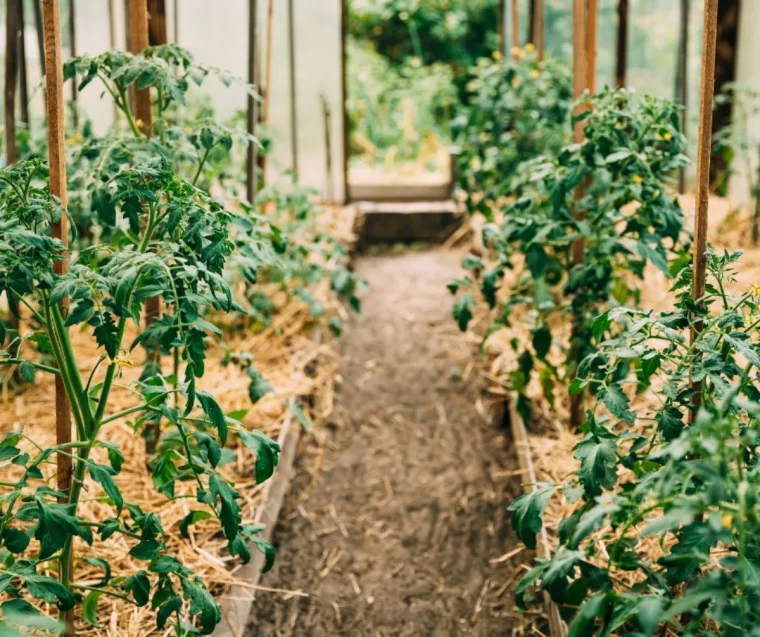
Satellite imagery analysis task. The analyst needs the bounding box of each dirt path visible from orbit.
[250,249,528,636]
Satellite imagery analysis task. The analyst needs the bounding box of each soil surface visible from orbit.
[249,249,531,636]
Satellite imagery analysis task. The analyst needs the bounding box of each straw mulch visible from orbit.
[0,206,356,635]
[464,194,760,634]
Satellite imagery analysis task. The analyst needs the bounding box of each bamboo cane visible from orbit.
[41,0,73,633]
[676,0,690,194]
[689,0,719,422]
[258,0,274,181]
[287,0,298,179]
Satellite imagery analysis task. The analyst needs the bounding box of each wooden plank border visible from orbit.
[213,410,300,637]
[507,393,566,637]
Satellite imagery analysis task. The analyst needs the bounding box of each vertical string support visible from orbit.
[690,0,719,418]
[511,0,519,58]
[246,0,258,205]
[41,1,73,632]
[287,0,298,180]
[258,0,275,182]
[341,0,350,203]
[615,0,628,88]
[18,0,30,127]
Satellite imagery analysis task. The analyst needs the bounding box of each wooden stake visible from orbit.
[258,0,274,181]
[570,0,589,430]
[41,1,73,632]
[511,0,519,58]
[532,0,544,59]
[5,0,20,166]
[691,0,719,338]
[341,0,350,203]
[287,0,298,179]
[68,0,78,128]
[615,0,628,88]
[676,0,689,193]
[18,0,29,127]
[586,0,597,93]
[246,0,258,205]
[147,0,167,47]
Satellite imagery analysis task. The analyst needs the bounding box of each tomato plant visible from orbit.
[452,89,690,423]
[511,250,760,635]
[453,49,572,218]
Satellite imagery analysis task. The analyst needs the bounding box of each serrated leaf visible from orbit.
[574,439,618,497]
[507,483,555,550]
[601,384,635,424]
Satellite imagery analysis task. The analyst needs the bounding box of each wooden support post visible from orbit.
[258,0,274,181]
[341,0,350,204]
[587,0,597,93]
[287,0,298,179]
[147,0,167,47]
[18,0,29,127]
[68,0,78,128]
[710,0,739,190]
[676,0,690,193]
[246,0,258,205]
[569,0,589,430]
[532,0,544,59]
[41,1,73,633]
[511,0,519,57]
[615,0,628,88]
[5,0,20,166]
[690,0,718,350]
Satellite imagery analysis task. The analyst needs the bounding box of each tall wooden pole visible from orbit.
[569,0,589,430]
[5,0,20,166]
[246,0,258,205]
[341,0,350,203]
[676,0,690,194]
[287,0,298,178]
[586,0,597,93]
[691,0,719,344]
[41,1,73,632]
[129,0,151,134]
[18,0,29,127]
[147,0,167,47]
[511,0,519,58]
[68,0,78,128]
[615,0,628,88]
[532,0,544,59]
[258,0,274,181]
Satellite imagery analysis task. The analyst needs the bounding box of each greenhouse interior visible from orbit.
[0,0,759,635]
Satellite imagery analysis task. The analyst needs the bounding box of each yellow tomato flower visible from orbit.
[109,352,135,369]
[530,69,540,79]
[492,50,502,61]
[525,43,535,52]
[511,76,521,89]
[632,175,643,185]
[721,513,733,529]
[511,46,522,59]
[135,118,145,130]
[663,131,673,141]
[752,283,760,297]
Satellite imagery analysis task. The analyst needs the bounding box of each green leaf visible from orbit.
[209,473,241,541]
[82,556,111,586]
[288,400,311,433]
[592,310,611,343]
[525,243,547,278]
[25,573,76,610]
[574,439,618,497]
[601,384,635,424]
[238,428,281,484]
[2,527,29,554]
[90,464,124,514]
[532,325,551,359]
[198,391,227,445]
[123,571,150,606]
[18,361,35,383]
[34,498,81,560]
[247,368,273,404]
[156,595,183,629]
[182,578,221,634]
[453,294,475,332]
[656,406,684,441]
[82,590,102,627]
[507,483,555,550]
[178,510,213,538]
